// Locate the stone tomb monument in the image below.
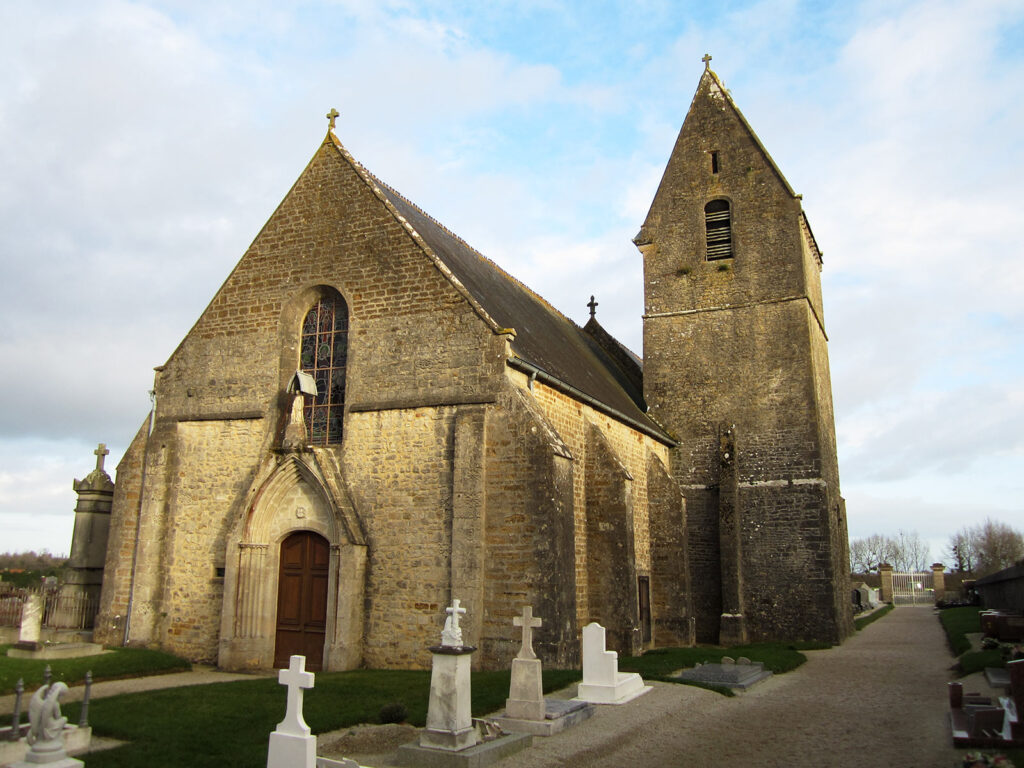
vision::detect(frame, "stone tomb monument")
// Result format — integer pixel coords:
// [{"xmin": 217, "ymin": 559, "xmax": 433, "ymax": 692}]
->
[
  {"xmin": 574, "ymin": 622, "xmax": 650, "ymax": 705},
  {"xmin": 493, "ymin": 606, "xmax": 594, "ymax": 736},
  {"xmin": 397, "ymin": 599, "xmax": 531, "ymax": 768},
  {"xmin": 9, "ymin": 681, "xmax": 84, "ymax": 768},
  {"xmin": 675, "ymin": 656, "xmax": 773, "ymax": 691}
]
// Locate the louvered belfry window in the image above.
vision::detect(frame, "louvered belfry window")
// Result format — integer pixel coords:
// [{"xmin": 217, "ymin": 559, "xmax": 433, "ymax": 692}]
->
[
  {"xmin": 300, "ymin": 295, "xmax": 348, "ymax": 445},
  {"xmin": 705, "ymin": 199, "xmax": 733, "ymax": 260}
]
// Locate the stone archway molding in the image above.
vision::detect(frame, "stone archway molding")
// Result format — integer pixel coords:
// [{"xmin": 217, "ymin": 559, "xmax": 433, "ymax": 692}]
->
[{"xmin": 218, "ymin": 451, "xmax": 366, "ymax": 672}]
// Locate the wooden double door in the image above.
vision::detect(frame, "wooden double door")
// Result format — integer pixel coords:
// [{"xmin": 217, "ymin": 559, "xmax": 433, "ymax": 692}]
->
[{"xmin": 274, "ymin": 531, "xmax": 329, "ymax": 671}]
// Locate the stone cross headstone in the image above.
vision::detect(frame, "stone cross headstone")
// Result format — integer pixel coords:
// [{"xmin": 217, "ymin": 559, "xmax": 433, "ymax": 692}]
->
[
  {"xmin": 505, "ymin": 606, "xmax": 545, "ymax": 721},
  {"xmin": 267, "ymin": 655, "xmax": 316, "ymax": 768},
  {"xmin": 18, "ymin": 594, "xmax": 43, "ymax": 648},
  {"xmin": 420, "ymin": 600, "xmax": 477, "ymax": 751},
  {"xmin": 441, "ymin": 598, "xmax": 466, "ymax": 648},
  {"xmin": 513, "ymin": 605, "xmax": 543, "ymax": 661}
]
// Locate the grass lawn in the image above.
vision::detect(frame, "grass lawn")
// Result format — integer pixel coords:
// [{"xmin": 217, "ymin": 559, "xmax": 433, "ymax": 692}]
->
[
  {"xmin": 0, "ymin": 645, "xmax": 191, "ymax": 696},
  {"xmin": 619, "ymin": 642, "xmax": 807, "ymax": 683},
  {"xmin": 854, "ymin": 603, "xmax": 893, "ymax": 631},
  {"xmin": 59, "ymin": 667, "xmax": 580, "ymax": 768},
  {"xmin": 939, "ymin": 606, "xmax": 984, "ymax": 657}
]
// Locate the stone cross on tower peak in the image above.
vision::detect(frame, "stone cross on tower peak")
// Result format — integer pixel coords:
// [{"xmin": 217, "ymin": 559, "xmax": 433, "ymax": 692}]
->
[
  {"xmin": 94, "ymin": 443, "xmax": 109, "ymax": 472},
  {"xmin": 513, "ymin": 605, "xmax": 542, "ymax": 660},
  {"xmin": 587, "ymin": 295, "xmax": 598, "ymax": 319},
  {"xmin": 326, "ymin": 108, "xmax": 339, "ymax": 131},
  {"xmin": 702, "ymin": 53, "xmax": 712, "ymax": 69}
]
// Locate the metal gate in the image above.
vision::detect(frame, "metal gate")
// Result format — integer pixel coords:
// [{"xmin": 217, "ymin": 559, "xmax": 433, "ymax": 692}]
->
[{"xmin": 892, "ymin": 572, "xmax": 933, "ymax": 605}]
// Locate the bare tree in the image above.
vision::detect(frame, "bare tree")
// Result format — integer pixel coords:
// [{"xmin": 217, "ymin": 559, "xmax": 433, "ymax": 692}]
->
[
  {"xmin": 894, "ymin": 529, "xmax": 930, "ymax": 572},
  {"xmin": 849, "ymin": 531, "xmax": 931, "ymax": 573},
  {"xmin": 975, "ymin": 519, "xmax": 1024, "ymax": 577},
  {"xmin": 849, "ymin": 538, "xmax": 872, "ymax": 573},
  {"xmin": 943, "ymin": 519, "xmax": 1023, "ymax": 577},
  {"xmin": 944, "ymin": 526, "xmax": 979, "ymax": 574}
]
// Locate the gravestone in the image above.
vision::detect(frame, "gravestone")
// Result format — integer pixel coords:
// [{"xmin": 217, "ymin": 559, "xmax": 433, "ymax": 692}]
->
[
  {"xmin": 397, "ymin": 600, "xmax": 532, "ymax": 767},
  {"xmin": 504, "ymin": 606, "xmax": 544, "ymax": 721},
  {"xmin": 494, "ymin": 607, "xmax": 595, "ymax": 736},
  {"xmin": 9, "ymin": 681, "xmax": 83, "ymax": 768},
  {"xmin": 15, "ymin": 594, "xmax": 43, "ymax": 651},
  {"xmin": 574, "ymin": 622, "xmax": 650, "ymax": 704},
  {"xmin": 267, "ymin": 655, "xmax": 316, "ymax": 768},
  {"xmin": 674, "ymin": 657, "xmax": 773, "ymax": 690}
]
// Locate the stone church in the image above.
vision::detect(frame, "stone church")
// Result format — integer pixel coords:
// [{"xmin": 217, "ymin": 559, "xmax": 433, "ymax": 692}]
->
[{"xmin": 90, "ymin": 62, "xmax": 853, "ymax": 672}]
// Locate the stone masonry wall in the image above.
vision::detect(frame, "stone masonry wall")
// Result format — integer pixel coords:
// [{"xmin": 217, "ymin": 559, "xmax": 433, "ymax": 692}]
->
[
  {"xmin": 151, "ymin": 419, "xmax": 265, "ymax": 661},
  {"xmin": 639, "ymin": 68, "xmax": 850, "ymax": 645},
  {"xmin": 344, "ymin": 406, "xmax": 458, "ymax": 669},
  {"xmin": 481, "ymin": 389, "xmax": 576, "ymax": 668}
]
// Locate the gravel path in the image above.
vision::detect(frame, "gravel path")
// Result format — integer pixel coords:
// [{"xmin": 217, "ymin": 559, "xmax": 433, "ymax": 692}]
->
[{"xmin": 336, "ymin": 606, "xmax": 964, "ymax": 767}]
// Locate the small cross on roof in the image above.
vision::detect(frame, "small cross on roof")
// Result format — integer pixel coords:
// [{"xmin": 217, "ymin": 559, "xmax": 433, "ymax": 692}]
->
[
  {"xmin": 326, "ymin": 108, "xmax": 339, "ymax": 131},
  {"xmin": 702, "ymin": 53, "xmax": 712, "ymax": 69},
  {"xmin": 587, "ymin": 295, "xmax": 598, "ymax": 319}
]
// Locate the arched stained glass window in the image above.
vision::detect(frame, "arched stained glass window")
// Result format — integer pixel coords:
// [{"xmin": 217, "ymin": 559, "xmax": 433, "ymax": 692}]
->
[
  {"xmin": 300, "ymin": 295, "xmax": 348, "ymax": 445},
  {"xmin": 705, "ymin": 199, "xmax": 733, "ymax": 260}
]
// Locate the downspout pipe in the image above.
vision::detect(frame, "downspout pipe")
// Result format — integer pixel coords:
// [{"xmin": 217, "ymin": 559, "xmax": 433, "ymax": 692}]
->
[{"xmin": 507, "ymin": 356, "xmax": 675, "ymax": 447}]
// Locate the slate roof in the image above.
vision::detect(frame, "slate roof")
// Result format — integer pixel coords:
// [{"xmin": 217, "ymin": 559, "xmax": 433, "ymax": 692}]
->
[
  {"xmin": 349, "ymin": 153, "xmax": 671, "ymax": 443},
  {"xmin": 975, "ymin": 562, "xmax": 1024, "ymax": 587}
]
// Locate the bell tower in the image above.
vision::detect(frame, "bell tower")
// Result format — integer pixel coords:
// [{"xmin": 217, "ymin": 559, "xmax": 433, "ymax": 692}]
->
[{"xmin": 636, "ymin": 59, "xmax": 852, "ymax": 644}]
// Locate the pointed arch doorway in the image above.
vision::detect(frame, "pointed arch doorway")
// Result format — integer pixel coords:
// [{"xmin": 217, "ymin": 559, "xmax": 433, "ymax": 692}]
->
[{"xmin": 274, "ymin": 530, "xmax": 329, "ymax": 670}]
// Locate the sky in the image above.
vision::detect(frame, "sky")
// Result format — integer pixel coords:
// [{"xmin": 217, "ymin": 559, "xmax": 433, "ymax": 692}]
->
[{"xmin": 1, "ymin": 0, "xmax": 1022, "ymax": 565}]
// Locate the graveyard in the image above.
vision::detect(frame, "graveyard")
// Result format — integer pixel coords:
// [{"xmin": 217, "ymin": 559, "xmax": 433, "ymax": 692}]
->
[{"xmin": 4, "ymin": 601, "xmax": 1022, "ymax": 767}]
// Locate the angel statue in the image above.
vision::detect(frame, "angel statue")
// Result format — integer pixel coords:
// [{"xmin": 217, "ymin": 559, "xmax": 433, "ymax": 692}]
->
[{"xmin": 26, "ymin": 681, "xmax": 71, "ymax": 758}]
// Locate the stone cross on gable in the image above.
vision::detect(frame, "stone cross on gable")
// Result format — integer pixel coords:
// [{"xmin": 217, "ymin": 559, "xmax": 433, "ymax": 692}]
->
[
  {"xmin": 94, "ymin": 443, "xmax": 109, "ymax": 472},
  {"xmin": 276, "ymin": 655, "xmax": 315, "ymax": 736},
  {"xmin": 587, "ymin": 295, "xmax": 598, "ymax": 319},
  {"xmin": 702, "ymin": 53, "xmax": 712, "ymax": 69},
  {"xmin": 326, "ymin": 108, "xmax": 339, "ymax": 131},
  {"xmin": 513, "ymin": 605, "xmax": 542, "ymax": 660},
  {"xmin": 441, "ymin": 598, "xmax": 467, "ymax": 647}
]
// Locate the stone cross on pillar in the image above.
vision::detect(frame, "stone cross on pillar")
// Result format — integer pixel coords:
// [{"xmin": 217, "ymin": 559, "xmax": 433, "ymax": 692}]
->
[
  {"xmin": 94, "ymin": 443, "xmax": 109, "ymax": 472},
  {"xmin": 514, "ymin": 605, "xmax": 542, "ymax": 660},
  {"xmin": 277, "ymin": 655, "xmax": 314, "ymax": 736},
  {"xmin": 267, "ymin": 655, "xmax": 316, "ymax": 768},
  {"xmin": 441, "ymin": 598, "xmax": 466, "ymax": 647}
]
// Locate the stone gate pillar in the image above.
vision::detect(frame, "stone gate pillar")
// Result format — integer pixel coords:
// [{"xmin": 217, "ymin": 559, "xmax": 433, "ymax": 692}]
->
[
  {"xmin": 931, "ymin": 563, "xmax": 946, "ymax": 604},
  {"xmin": 879, "ymin": 563, "xmax": 894, "ymax": 604}
]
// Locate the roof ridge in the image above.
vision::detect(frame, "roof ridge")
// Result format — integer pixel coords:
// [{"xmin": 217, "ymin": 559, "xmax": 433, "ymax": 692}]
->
[
  {"xmin": 323, "ymin": 132, "xmax": 510, "ymax": 336},
  {"xmin": 703, "ymin": 68, "xmax": 798, "ymax": 199},
  {"xmin": 363, "ymin": 168, "xmax": 590, "ymax": 336}
]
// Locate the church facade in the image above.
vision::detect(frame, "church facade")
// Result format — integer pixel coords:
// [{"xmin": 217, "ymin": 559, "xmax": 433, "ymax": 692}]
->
[{"xmin": 92, "ymin": 64, "xmax": 853, "ymax": 672}]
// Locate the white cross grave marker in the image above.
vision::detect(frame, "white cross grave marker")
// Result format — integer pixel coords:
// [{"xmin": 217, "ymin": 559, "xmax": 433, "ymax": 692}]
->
[
  {"xmin": 276, "ymin": 655, "xmax": 314, "ymax": 736},
  {"xmin": 513, "ymin": 605, "xmax": 542, "ymax": 660},
  {"xmin": 441, "ymin": 598, "xmax": 467, "ymax": 647}
]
